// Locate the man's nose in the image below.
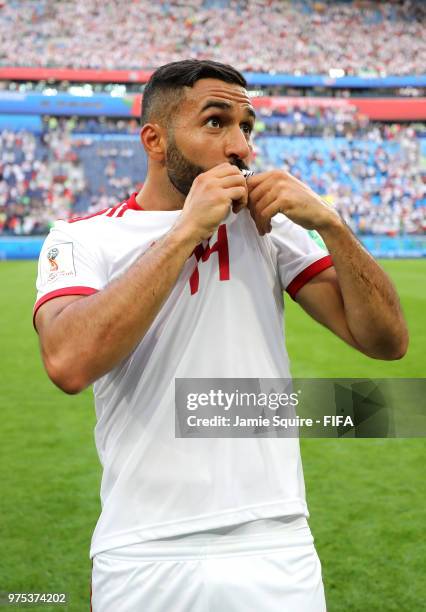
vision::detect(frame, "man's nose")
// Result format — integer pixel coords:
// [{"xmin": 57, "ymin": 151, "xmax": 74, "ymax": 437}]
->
[{"xmin": 224, "ymin": 126, "xmax": 251, "ymax": 162}]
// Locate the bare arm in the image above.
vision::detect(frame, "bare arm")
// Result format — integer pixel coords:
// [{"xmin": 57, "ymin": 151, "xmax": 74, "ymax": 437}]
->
[
  {"xmin": 36, "ymin": 163, "xmax": 248, "ymax": 394},
  {"xmin": 247, "ymin": 170, "xmax": 409, "ymax": 360},
  {"xmin": 313, "ymin": 219, "xmax": 408, "ymax": 359},
  {"xmin": 295, "ymin": 263, "xmax": 408, "ymax": 359}
]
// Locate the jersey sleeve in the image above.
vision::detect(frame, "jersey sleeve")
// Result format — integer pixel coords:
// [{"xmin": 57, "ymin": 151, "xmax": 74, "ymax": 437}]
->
[
  {"xmin": 269, "ymin": 213, "xmax": 334, "ymax": 300},
  {"xmin": 33, "ymin": 221, "xmax": 106, "ymax": 327}
]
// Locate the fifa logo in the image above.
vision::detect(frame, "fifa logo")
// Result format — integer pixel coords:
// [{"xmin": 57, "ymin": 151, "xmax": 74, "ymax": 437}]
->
[{"xmin": 47, "ymin": 248, "xmax": 59, "ymax": 273}]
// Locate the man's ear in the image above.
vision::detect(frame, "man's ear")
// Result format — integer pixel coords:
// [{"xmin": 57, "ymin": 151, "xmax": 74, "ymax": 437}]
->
[{"xmin": 140, "ymin": 123, "xmax": 166, "ymax": 162}]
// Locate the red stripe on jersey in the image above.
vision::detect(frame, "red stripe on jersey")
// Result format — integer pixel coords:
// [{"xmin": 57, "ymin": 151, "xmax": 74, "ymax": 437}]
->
[
  {"xmin": 286, "ymin": 255, "xmax": 334, "ymax": 300},
  {"xmin": 106, "ymin": 203, "xmax": 123, "ymax": 217},
  {"xmin": 116, "ymin": 204, "xmax": 130, "ymax": 217},
  {"xmin": 68, "ymin": 207, "xmax": 111, "ymax": 223},
  {"xmin": 33, "ymin": 286, "xmax": 98, "ymax": 330},
  {"xmin": 67, "ymin": 192, "xmax": 143, "ymax": 223}
]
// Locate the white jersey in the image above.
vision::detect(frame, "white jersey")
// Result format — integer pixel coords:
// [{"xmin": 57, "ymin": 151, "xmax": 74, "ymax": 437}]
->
[{"xmin": 34, "ymin": 193, "xmax": 333, "ymax": 559}]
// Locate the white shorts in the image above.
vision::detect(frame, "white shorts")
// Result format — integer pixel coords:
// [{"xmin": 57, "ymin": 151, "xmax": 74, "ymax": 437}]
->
[{"xmin": 91, "ymin": 516, "xmax": 326, "ymax": 612}]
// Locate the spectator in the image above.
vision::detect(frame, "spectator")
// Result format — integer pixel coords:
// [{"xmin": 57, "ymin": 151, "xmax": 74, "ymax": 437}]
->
[{"xmin": 0, "ymin": 0, "xmax": 424, "ymax": 76}]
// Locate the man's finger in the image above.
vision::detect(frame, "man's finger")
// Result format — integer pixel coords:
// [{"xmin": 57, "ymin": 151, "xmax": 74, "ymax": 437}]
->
[
  {"xmin": 232, "ymin": 196, "xmax": 248, "ymax": 214},
  {"xmin": 249, "ymin": 186, "xmax": 275, "ymax": 217},
  {"xmin": 260, "ymin": 201, "xmax": 283, "ymax": 226},
  {"xmin": 248, "ymin": 178, "xmax": 275, "ymax": 205},
  {"xmin": 209, "ymin": 163, "xmax": 245, "ymax": 179},
  {"xmin": 246, "ymin": 172, "xmax": 269, "ymax": 189},
  {"xmin": 250, "ymin": 209, "xmax": 270, "ymax": 236},
  {"xmin": 220, "ymin": 174, "xmax": 247, "ymax": 190},
  {"xmin": 226, "ymin": 185, "xmax": 248, "ymax": 204},
  {"xmin": 249, "ymin": 189, "xmax": 279, "ymax": 235},
  {"xmin": 232, "ymin": 179, "xmax": 249, "ymax": 213}
]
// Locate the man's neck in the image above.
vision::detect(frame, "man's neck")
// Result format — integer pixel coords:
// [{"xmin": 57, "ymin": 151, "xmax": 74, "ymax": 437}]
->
[{"xmin": 136, "ymin": 173, "xmax": 186, "ymax": 211}]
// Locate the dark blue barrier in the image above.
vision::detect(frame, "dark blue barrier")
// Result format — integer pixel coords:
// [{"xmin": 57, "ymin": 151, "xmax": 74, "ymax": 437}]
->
[
  {"xmin": 0, "ymin": 237, "xmax": 46, "ymax": 260},
  {"xmin": 0, "ymin": 114, "xmax": 43, "ymax": 132},
  {"xmin": 0, "ymin": 235, "xmax": 424, "ymax": 261},
  {"xmin": 244, "ymin": 74, "xmax": 426, "ymax": 88},
  {"xmin": 0, "ymin": 92, "xmax": 135, "ymax": 117},
  {"xmin": 361, "ymin": 235, "xmax": 426, "ymax": 258}
]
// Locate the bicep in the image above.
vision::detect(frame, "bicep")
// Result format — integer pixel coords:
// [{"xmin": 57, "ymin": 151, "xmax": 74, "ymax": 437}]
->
[
  {"xmin": 294, "ymin": 267, "xmax": 364, "ymax": 353},
  {"xmin": 35, "ymin": 295, "xmax": 93, "ymax": 394},
  {"xmin": 35, "ymin": 295, "xmax": 86, "ymax": 338}
]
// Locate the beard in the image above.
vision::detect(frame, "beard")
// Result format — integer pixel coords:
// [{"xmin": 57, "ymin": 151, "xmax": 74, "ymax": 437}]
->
[
  {"xmin": 165, "ymin": 133, "xmax": 250, "ymax": 197},
  {"xmin": 166, "ymin": 135, "xmax": 205, "ymax": 197}
]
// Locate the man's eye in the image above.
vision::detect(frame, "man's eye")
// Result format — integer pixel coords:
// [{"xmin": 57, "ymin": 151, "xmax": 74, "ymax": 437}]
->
[
  {"xmin": 241, "ymin": 123, "xmax": 253, "ymax": 135},
  {"xmin": 206, "ymin": 117, "xmax": 221, "ymax": 128}
]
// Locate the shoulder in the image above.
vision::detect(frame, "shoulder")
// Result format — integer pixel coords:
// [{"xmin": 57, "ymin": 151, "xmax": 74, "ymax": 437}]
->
[
  {"xmin": 64, "ymin": 192, "xmax": 142, "ymax": 228},
  {"xmin": 45, "ymin": 193, "xmax": 140, "ymax": 246}
]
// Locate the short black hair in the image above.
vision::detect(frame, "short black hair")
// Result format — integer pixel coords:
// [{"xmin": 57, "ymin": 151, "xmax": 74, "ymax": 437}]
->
[{"xmin": 141, "ymin": 59, "xmax": 247, "ymax": 127}]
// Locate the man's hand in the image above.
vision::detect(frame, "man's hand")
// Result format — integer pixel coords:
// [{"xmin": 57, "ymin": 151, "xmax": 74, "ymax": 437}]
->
[
  {"xmin": 176, "ymin": 163, "xmax": 248, "ymax": 243},
  {"xmin": 247, "ymin": 170, "xmax": 340, "ymax": 235}
]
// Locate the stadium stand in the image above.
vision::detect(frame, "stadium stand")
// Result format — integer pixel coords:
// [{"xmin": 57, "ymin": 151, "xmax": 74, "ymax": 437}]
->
[
  {"xmin": 256, "ymin": 129, "xmax": 425, "ymax": 235},
  {"xmin": 0, "ymin": 0, "xmax": 425, "ymax": 75},
  {"xmin": 0, "ymin": 124, "xmax": 145, "ymax": 234}
]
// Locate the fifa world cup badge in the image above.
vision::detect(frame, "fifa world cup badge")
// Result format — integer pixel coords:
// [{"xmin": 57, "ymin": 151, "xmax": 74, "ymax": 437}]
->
[{"xmin": 47, "ymin": 248, "xmax": 59, "ymax": 273}]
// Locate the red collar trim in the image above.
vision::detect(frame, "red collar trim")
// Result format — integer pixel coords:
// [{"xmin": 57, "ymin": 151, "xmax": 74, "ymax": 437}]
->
[{"xmin": 127, "ymin": 192, "xmax": 144, "ymax": 210}]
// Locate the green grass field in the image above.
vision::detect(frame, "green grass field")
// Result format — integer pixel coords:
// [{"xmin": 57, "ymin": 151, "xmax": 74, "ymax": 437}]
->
[{"xmin": 0, "ymin": 259, "xmax": 425, "ymax": 611}]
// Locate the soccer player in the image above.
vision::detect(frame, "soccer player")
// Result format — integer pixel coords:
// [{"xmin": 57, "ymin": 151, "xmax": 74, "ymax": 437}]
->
[{"xmin": 34, "ymin": 60, "xmax": 408, "ymax": 611}]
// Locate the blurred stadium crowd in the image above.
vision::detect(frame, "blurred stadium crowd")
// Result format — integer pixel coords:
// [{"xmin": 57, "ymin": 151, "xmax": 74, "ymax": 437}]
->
[
  {"xmin": 1, "ymin": 114, "xmax": 425, "ymax": 236},
  {"xmin": 1, "ymin": 0, "xmax": 425, "ymax": 76}
]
